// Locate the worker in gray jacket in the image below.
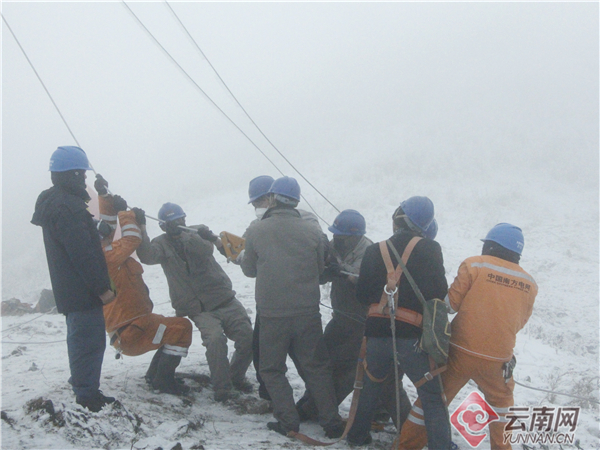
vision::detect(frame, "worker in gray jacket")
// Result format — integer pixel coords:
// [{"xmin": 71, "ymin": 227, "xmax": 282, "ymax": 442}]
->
[
  {"xmin": 241, "ymin": 176, "xmax": 345, "ymax": 439},
  {"xmin": 137, "ymin": 202, "xmax": 253, "ymax": 402},
  {"xmin": 297, "ymin": 210, "xmax": 412, "ymax": 428}
]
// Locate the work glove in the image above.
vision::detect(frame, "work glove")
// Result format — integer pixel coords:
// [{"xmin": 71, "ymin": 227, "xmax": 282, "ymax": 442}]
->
[
  {"xmin": 132, "ymin": 207, "xmax": 146, "ymax": 225},
  {"xmin": 502, "ymin": 355, "xmax": 517, "ymax": 383},
  {"xmin": 320, "ymin": 261, "xmax": 343, "ymax": 284},
  {"xmin": 112, "ymin": 195, "xmax": 128, "ymax": 213},
  {"xmin": 94, "ymin": 174, "xmax": 109, "ymax": 196},
  {"xmin": 197, "ymin": 225, "xmax": 219, "ymax": 242},
  {"xmin": 326, "ymin": 261, "xmax": 343, "ymax": 278}
]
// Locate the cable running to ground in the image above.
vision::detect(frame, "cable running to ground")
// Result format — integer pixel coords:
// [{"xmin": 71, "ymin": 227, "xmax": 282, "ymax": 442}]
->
[
  {"xmin": 164, "ymin": 0, "xmax": 340, "ymax": 215},
  {"xmin": 514, "ymin": 379, "xmax": 599, "ymax": 404},
  {"xmin": 121, "ymin": 1, "xmax": 330, "ymax": 225}
]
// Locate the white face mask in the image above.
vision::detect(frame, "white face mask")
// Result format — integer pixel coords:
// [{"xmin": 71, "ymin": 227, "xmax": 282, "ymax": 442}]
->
[{"xmin": 255, "ymin": 207, "xmax": 268, "ymax": 220}]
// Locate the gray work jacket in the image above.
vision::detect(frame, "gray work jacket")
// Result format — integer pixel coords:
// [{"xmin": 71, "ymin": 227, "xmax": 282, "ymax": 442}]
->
[
  {"xmin": 330, "ymin": 236, "xmax": 373, "ymax": 323},
  {"xmin": 137, "ymin": 228, "xmax": 235, "ymax": 317},
  {"xmin": 241, "ymin": 208, "xmax": 324, "ymax": 318}
]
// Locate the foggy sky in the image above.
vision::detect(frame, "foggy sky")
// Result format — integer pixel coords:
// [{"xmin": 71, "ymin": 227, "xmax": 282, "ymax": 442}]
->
[{"xmin": 2, "ymin": 2, "xmax": 598, "ymax": 298}]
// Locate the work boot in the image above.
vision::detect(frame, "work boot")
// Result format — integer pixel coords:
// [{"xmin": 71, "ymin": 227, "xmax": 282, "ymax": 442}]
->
[
  {"xmin": 347, "ymin": 434, "xmax": 373, "ymax": 446},
  {"xmin": 296, "ymin": 395, "xmax": 319, "ymax": 422},
  {"xmin": 324, "ymin": 421, "xmax": 346, "ymax": 439},
  {"xmin": 76, "ymin": 390, "xmax": 116, "ymax": 413},
  {"xmin": 144, "ymin": 347, "xmax": 163, "ymax": 385},
  {"xmin": 232, "ymin": 378, "xmax": 254, "ymax": 394},
  {"xmin": 267, "ymin": 421, "xmax": 296, "ymax": 436},
  {"xmin": 214, "ymin": 389, "xmax": 240, "ymax": 403},
  {"xmin": 151, "ymin": 353, "xmax": 189, "ymax": 396}
]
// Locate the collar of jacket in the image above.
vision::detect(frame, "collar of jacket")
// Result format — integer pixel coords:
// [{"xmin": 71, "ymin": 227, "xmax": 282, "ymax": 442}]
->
[
  {"xmin": 393, "ymin": 228, "xmax": 421, "ymax": 239},
  {"xmin": 31, "ymin": 185, "xmax": 90, "ymax": 227},
  {"xmin": 262, "ymin": 206, "xmax": 301, "ymax": 220}
]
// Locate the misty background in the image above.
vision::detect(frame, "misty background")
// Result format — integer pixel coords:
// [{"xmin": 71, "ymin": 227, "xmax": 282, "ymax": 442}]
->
[{"xmin": 2, "ymin": 2, "xmax": 598, "ymax": 302}]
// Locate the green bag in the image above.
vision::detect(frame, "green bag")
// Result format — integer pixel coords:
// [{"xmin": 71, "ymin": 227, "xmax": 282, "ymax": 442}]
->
[
  {"xmin": 387, "ymin": 240, "xmax": 451, "ymax": 367},
  {"xmin": 419, "ymin": 297, "xmax": 451, "ymax": 366}
]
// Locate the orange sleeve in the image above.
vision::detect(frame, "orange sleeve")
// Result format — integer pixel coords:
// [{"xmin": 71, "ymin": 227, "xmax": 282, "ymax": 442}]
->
[
  {"xmin": 98, "ymin": 195, "xmax": 118, "ymax": 241},
  {"xmin": 447, "ymin": 260, "xmax": 473, "ymax": 312},
  {"xmin": 520, "ymin": 281, "xmax": 537, "ymax": 329},
  {"xmin": 104, "ymin": 211, "xmax": 142, "ymax": 269}
]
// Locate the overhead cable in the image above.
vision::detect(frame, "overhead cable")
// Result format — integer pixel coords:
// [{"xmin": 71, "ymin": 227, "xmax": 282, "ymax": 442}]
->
[
  {"xmin": 164, "ymin": 0, "xmax": 340, "ymax": 214},
  {"xmin": 2, "ymin": 14, "xmax": 82, "ymax": 149},
  {"xmin": 2, "ymin": 13, "xmax": 110, "ymax": 187},
  {"xmin": 121, "ymin": 1, "xmax": 331, "ymax": 225}
]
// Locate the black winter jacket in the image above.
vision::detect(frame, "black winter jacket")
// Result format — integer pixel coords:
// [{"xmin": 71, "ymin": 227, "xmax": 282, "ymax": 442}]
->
[
  {"xmin": 31, "ymin": 185, "xmax": 111, "ymax": 314},
  {"xmin": 356, "ymin": 230, "xmax": 447, "ymax": 339}
]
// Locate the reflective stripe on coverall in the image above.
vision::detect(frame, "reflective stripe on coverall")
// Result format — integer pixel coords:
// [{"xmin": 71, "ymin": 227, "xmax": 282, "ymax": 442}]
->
[
  {"xmin": 100, "ymin": 196, "xmax": 192, "ymax": 356},
  {"xmin": 398, "ymin": 255, "xmax": 537, "ymax": 450}
]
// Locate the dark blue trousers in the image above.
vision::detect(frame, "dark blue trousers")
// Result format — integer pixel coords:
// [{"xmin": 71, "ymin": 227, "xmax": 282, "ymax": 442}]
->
[
  {"xmin": 347, "ymin": 336, "xmax": 451, "ymax": 449},
  {"xmin": 66, "ymin": 307, "xmax": 106, "ymax": 398}
]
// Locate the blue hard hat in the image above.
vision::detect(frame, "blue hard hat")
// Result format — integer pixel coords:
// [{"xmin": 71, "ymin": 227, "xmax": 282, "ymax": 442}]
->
[
  {"xmin": 49, "ymin": 146, "xmax": 92, "ymax": 172},
  {"xmin": 481, "ymin": 223, "xmax": 524, "ymax": 255},
  {"xmin": 248, "ymin": 175, "xmax": 275, "ymax": 203},
  {"xmin": 328, "ymin": 209, "xmax": 366, "ymax": 236},
  {"xmin": 424, "ymin": 218, "xmax": 438, "ymax": 240},
  {"xmin": 158, "ymin": 202, "xmax": 186, "ymax": 223},
  {"xmin": 269, "ymin": 176, "xmax": 301, "ymax": 202},
  {"xmin": 397, "ymin": 196, "xmax": 435, "ymax": 233}
]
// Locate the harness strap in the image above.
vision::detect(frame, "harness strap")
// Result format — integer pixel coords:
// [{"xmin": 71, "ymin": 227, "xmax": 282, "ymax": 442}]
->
[
  {"xmin": 369, "ymin": 237, "xmax": 422, "ymax": 319},
  {"xmin": 363, "ymin": 359, "xmax": 389, "ymax": 383},
  {"xmin": 367, "ymin": 305, "xmax": 423, "ymax": 328},
  {"xmin": 109, "ymin": 323, "xmax": 130, "ymax": 346},
  {"xmin": 414, "ymin": 356, "xmax": 447, "ymax": 388}
]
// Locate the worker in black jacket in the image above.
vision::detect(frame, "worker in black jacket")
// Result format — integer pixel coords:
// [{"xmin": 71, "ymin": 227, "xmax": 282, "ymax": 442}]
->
[
  {"xmin": 32, "ymin": 146, "xmax": 116, "ymax": 413},
  {"xmin": 347, "ymin": 196, "xmax": 451, "ymax": 449}
]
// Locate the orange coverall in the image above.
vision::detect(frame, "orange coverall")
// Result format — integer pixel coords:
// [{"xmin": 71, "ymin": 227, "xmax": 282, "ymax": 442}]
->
[
  {"xmin": 100, "ymin": 196, "xmax": 192, "ymax": 357},
  {"xmin": 398, "ymin": 255, "xmax": 537, "ymax": 450}
]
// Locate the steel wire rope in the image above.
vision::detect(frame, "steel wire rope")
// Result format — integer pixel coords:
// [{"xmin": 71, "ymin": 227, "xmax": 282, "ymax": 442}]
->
[
  {"xmin": 163, "ymin": 0, "xmax": 340, "ymax": 215},
  {"xmin": 2, "ymin": 14, "xmax": 82, "ymax": 149},
  {"xmin": 120, "ymin": 1, "xmax": 330, "ymax": 226},
  {"xmin": 514, "ymin": 379, "xmax": 600, "ymax": 405},
  {"xmin": 1, "ymin": 309, "xmax": 56, "ymax": 334},
  {"xmin": 2, "ymin": 12, "xmax": 112, "ymax": 195}
]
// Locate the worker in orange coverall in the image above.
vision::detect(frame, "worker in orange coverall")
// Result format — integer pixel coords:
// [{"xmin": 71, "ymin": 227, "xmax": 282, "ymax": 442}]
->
[
  {"xmin": 95, "ymin": 175, "xmax": 193, "ymax": 396},
  {"xmin": 397, "ymin": 223, "xmax": 537, "ymax": 450}
]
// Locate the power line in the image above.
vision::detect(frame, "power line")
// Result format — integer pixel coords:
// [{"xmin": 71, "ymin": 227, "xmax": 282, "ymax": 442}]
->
[
  {"xmin": 164, "ymin": 0, "xmax": 340, "ymax": 215},
  {"xmin": 2, "ymin": 13, "xmax": 81, "ymax": 149},
  {"xmin": 121, "ymin": 1, "xmax": 331, "ymax": 225}
]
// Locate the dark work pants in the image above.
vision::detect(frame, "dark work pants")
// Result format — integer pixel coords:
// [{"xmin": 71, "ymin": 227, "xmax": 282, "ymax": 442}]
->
[
  {"xmin": 253, "ymin": 315, "xmax": 306, "ymax": 400},
  {"xmin": 259, "ymin": 314, "xmax": 341, "ymax": 432},
  {"xmin": 297, "ymin": 316, "xmax": 411, "ymax": 428},
  {"xmin": 66, "ymin": 307, "xmax": 106, "ymax": 398},
  {"xmin": 347, "ymin": 337, "xmax": 451, "ymax": 449}
]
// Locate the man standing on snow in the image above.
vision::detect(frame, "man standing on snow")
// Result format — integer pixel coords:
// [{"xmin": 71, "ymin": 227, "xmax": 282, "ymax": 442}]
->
[
  {"xmin": 137, "ymin": 202, "xmax": 253, "ymax": 402},
  {"xmin": 239, "ymin": 175, "xmax": 307, "ymax": 401},
  {"xmin": 94, "ymin": 175, "xmax": 193, "ymax": 396},
  {"xmin": 241, "ymin": 176, "xmax": 345, "ymax": 439},
  {"xmin": 32, "ymin": 146, "xmax": 116, "ymax": 412},
  {"xmin": 347, "ymin": 196, "xmax": 451, "ymax": 448},
  {"xmin": 398, "ymin": 223, "xmax": 537, "ymax": 450}
]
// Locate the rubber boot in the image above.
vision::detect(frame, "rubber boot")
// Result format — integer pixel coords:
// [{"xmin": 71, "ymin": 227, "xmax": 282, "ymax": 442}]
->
[
  {"xmin": 151, "ymin": 353, "xmax": 190, "ymax": 395},
  {"xmin": 145, "ymin": 347, "xmax": 163, "ymax": 385}
]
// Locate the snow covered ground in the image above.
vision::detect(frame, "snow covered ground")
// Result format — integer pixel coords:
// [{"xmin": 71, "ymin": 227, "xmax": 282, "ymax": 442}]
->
[
  {"xmin": 2, "ymin": 166, "xmax": 598, "ymax": 450},
  {"xmin": 2, "ymin": 4, "xmax": 597, "ymax": 448}
]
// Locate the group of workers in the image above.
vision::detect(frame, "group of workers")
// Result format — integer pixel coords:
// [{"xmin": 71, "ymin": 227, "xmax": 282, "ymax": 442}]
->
[{"xmin": 33, "ymin": 146, "xmax": 537, "ymax": 450}]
